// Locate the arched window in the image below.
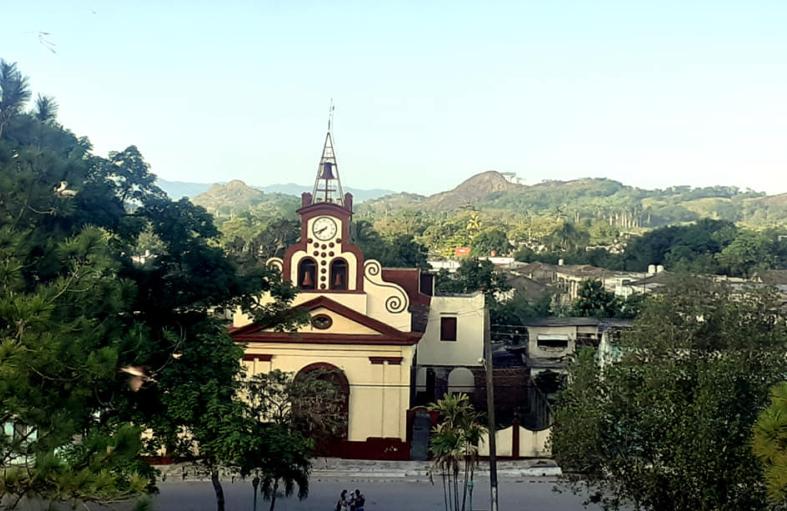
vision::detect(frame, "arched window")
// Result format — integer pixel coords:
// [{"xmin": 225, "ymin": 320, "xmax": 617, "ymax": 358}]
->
[
  {"xmin": 298, "ymin": 258, "xmax": 317, "ymax": 290},
  {"xmin": 330, "ymin": 259, "xmax": 348, "ymax": 290},
  {"xmin": 447, "ymin": 367, "xmax": 475, "ymax": 394}
]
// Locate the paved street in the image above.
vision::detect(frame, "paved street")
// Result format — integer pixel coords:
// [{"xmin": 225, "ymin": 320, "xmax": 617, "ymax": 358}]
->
[{"xmin": 150, "ymin": 477, "xmax": 603, "ymax": 511}]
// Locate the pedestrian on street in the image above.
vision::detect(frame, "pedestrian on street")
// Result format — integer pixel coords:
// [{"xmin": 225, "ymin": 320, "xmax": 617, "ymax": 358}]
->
[
  {"xmin": 354, "ymin": 489, "xmax": 365, "ymax": 511},
  {"xmin": 336, "ymin": 489, "xmax": 350, "ymax": 511}
]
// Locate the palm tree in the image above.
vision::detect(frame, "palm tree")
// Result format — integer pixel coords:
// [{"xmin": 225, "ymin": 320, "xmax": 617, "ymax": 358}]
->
[
  {"xmin": 34, "ymin": 94, "xmax": 58, "ymax": 123},
  {"xmin": 0, "ymin": 60, "xmax": 31, "ymax": 138},
  {"xmin": 428, "ymin": 394, "xmax": 487, "ymax": 511}
]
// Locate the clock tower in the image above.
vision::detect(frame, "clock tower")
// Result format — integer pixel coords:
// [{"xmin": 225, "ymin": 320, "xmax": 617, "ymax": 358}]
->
[{"xmin": 279, "ymin": 126, "xmax": 364, "ymax": 292}]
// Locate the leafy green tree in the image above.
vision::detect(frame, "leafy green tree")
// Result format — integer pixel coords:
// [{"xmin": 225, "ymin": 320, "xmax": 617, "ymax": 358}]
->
[
  {"xmin": 570, "ymin": 280, "xmax": 619, "ymax": 318},
  {"xmin": 242, "ymin": 370, "xmax": 346, "ymax": 511},
  {"xmin": 490, "ymin": 290, "xmax": 551, "ymax": 328},
  {"xmin": 353, "ymin": 220, "xmax": 428, "ymax": 268},
  {"xmin": 0, "ymin": 227, "xmax": 153, "ymax": 509},
  {"xmin": 253, "ymin": 218, "xmax": 301, "ymax": 259},
  {"xmin": 752, "ymin": 382, "xmax": 787, "ymax": 505},
  {"xmin": 717, "ymin": 229, "xmax": 777, "ymax": 277},
  {"xmin": 622, "ymin": 219, "xmax": 737, "ymax": 273},
  {"xmin": 471, "ymin": 227, "xmax": 512, "ymax": 256},
  {"xmin": 436, "ymin": 258, "xmax": 509, "ymax": 299},
  {"xmin": 381, "ymin": 234, "xmax": 429, "ymax": 268},
  {"xmin": 547, "ymin": 221, "xmax": 589, "ymax": 252},
  {"xmin": 552, "ymin": 277, "xmax": 787, "ymax": 510},
  {"xmin": 0, "ymin": 61, "xmax": 296, "ymax": 511}
]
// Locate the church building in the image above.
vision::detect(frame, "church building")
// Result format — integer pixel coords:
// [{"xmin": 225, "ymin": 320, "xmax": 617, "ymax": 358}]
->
[{"xmin": 230, "ymin": 127, "xmax": 486, "ymax": 460}]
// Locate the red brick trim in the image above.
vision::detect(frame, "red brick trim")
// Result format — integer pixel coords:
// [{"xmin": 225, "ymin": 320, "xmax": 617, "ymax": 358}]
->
[
  {"xmin": 282, "ymin": 203, "xmax": 365, "ymax": 291},
  {"xmin": 242, "ymin": 354, "xmax": 273, "ymax": 361},
  {"xmin": 338, "ymin": 437, "xmax": 410, "ymax": 461},
  {"xmin": 236, "ymin": 332, "xmax": 420, "ymax": 346},
  {"xmin": 369, "ymin": 356, "xmax": 403, "ymax": 365}
]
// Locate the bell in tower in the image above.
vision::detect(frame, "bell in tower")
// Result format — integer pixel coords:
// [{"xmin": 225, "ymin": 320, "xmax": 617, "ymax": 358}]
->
[
  {"xmin": 320, "ymin": 161, "xmax": 335, "ymax": 180},
  {"xmin": 312, "ymin": 102, "xmax": 344, "ymax": 206}
]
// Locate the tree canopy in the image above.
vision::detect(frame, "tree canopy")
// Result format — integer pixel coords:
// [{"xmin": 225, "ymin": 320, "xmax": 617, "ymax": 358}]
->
[
  {"xmin": 552, "ymin": 276, "xmax": 787, "ymax": 510},
  {"xmin": 0, "ymin": 59, "xmax": 292, "ymax": 510}
]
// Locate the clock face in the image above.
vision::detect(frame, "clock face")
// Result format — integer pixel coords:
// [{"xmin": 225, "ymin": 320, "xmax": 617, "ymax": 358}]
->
[{"xmin": 312, "ymin": 216, "xmax": 338, "ymax": 241}]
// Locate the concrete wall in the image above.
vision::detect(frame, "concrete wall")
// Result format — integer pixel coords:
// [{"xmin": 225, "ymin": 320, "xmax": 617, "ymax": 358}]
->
[
  {"xmin": 527, "ymin": 325, "xmax": 577, "ymax": 359},
  {"xmin": 478, "ymin": 424, "xmax": 551, "ymax": 458},
  {"xmin": 417, "ymin": 293, "xmax": 485, "ymax": 367}
]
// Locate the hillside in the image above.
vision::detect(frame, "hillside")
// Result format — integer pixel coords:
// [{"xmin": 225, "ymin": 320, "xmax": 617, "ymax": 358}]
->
[
  {"xmin": 357, "ymin": 172, "xmax": 787, "ymax": 229},
  {"xmin": 260, "ymin": 183, "xmax": 396, "ymax": 202},
  {"xmin": 185, "ymin": 171, "xmax": 786, "ymax": 230},
  {"xmin": 157, "ymin": 179, "xmax": 213, "ymax": 198},
  {"xmin": 156, "ymin": 178, "xmax": 395, "ymax": 202},
  {"xmin": 423, "ymin": 170, "xmax": 523, "ymax": 210},
  {"xmin": 192, "ymin": 180, "xmax": 265, "ymax": 213}
]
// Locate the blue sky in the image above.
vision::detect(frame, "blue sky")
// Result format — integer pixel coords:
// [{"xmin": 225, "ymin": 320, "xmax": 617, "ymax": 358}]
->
[{"xmin": 4, "ymin": 1, "xmax": 787, "ymax": 194}]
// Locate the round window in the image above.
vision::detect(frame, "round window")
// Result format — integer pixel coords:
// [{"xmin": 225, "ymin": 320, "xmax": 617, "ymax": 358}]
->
[{"xmin": 311, "ymin": 314, "xmax": 333, "ymax": 330}]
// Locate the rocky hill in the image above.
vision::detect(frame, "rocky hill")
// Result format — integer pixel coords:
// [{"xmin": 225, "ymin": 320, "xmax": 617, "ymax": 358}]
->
[
  {"xmin": 423, "ymin": 170, "xmax": 523, "ymax": 210},
  {"xmin": 191, "ymin": 180, "xmax": 265, "ymax": 213},
  {"xmin": 358, "ymin": 171, "xmax": 787, "ymax": 229},
  {"xmin": 156, "ymin": 178, "xmax": 395, "ymax": 202},
  {"xmin": 186, "ymin": 171, "xmax": 787, "ymax": 230}
]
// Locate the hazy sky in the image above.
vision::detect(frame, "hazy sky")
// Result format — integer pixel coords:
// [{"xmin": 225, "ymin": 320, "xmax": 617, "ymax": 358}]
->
[{"xmin": 4, "ymin": 1, "xmax": 787, "ymax": 195}]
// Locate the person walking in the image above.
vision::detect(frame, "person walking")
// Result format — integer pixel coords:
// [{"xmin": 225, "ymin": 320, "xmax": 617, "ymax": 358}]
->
[
  {"xmin": 336, "ymin": 490, "xmax": 350, "ymax": 511},
  {"xmin": 353, "ymin": 489, "xmax": 365, "ymax": 511}
]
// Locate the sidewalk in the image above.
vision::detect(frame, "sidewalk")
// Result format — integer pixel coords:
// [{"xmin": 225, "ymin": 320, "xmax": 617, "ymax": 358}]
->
[{"xmin": 155, "ymin": 458, "xmax": 561, "ymax": 482}]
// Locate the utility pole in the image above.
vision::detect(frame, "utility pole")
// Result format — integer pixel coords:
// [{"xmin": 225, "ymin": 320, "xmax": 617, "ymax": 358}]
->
[{"xmin": 484, "ymin": 307, "xmax": 499, "ymax": 511}]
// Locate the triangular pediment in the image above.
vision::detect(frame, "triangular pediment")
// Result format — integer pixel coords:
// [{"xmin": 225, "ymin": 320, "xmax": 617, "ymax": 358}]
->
[{"xmin": 230, "ymin": 296, "xmax": 420, "ymax": 345}]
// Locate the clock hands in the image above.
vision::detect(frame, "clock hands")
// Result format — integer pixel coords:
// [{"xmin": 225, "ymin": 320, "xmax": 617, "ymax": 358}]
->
[{"xmin": 315, "ymin": 226, "xmax": 328, "ymax": 235}]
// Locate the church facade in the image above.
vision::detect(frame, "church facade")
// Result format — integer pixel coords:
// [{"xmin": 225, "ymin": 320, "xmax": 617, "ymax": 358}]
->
[{"xmin": 230, "ymin": 128, "xmax": 486, "ymax": 460}]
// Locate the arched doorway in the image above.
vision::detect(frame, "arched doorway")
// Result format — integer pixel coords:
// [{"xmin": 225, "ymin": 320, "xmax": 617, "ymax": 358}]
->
[{"xmin": 293, "ymin": 362, "xmax": 350, "ymax": 455}]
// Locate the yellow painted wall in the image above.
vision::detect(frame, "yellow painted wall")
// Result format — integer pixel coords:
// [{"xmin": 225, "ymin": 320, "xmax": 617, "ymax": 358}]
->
[
  {"xmin": 243, "ymin": 343, "xmax": 414, "ymax": 442},
  {"xmin": 478, "ymin": 426, "xmax": 552, "ymax": 458},
  {"xmin": 520, "ymin": 427, "xmax": 551, "ymax": 457}
]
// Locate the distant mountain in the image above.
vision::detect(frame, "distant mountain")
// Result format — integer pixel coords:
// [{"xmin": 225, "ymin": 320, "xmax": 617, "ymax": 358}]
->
[
  {"xmin": 260, "ymin": 183, "xmax": 396, "ymax": 203},
  {"xmin": 423, "ymin": 170, "xmax": 523, "ymax": 210},
  {"xmin": 358, "ymin": 171, "xmax": 787, "ymax": 229},
  {"xmin": 191, "ymin": 180, "xmax": 266, "ymax": 214},
  {"xmin": 156, "ymin": 178, "xmax": 395, "ymax": 203},
  {"xmin": 156, "ymin": 179, "xmax": 213, "ymax": 199},
  {"xmin": 173, "ymin": 171, "xmax": 787, "ymax": 230},
  {"xmin": 190, "ymin": 180, "xmax": 300, "ymax": 219}
]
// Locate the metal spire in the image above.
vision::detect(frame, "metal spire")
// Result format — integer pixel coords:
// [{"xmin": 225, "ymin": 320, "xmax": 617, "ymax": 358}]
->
[{"xmin": 312, "ymin": 100, "xmax": 344, "ymax": 205}]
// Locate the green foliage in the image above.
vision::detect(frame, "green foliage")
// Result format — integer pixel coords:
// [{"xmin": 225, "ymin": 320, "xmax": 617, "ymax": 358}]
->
[
  {"xmin": 490, "ymin": 290, "xmax": 551, "ymax": 327},
  {"xmin": 437, "ymin": 258, "xmax": 509, "ymax": 298},
  {"xmin": 552, "ymin": 277, "xmax": 787, "ymax": 510},
  {"xmin": 622, "ymin": 219, "xmax": 736, "ymax": 272},
  {"xmin": 570, "ymin": 280, "xmax": 619, "ymax": 318},
  {"xmin": 242, "ymin": 370, "xmax": 346, "ymax": 511},
  {"xmin": 471, "ymin": 227, "xmax": 512, "ymax": 256},
  {"xmin": 753, "ymin": 382, "xmax": 787, "ymax": 505},
  {"xmin": 428, "ymin": 394, "xmax": 486, "ymax": 511},
  {"xmin": 716, "ymin": 229, "xmax": 780, "ymax": 277},
  {"xmin": 567, "ymin": 280, "xmax": 642, "ymax": 319},
  {"xmin": 0, "ymin": 60, "xmax": 292, "ymax": 511},
  {"xmin": 353, "ymin": 220, "xmax": 429, "ymax": 268},
  {"xmin": 0, "ymin": 60, "xmax": 31, "ymax": 138}
]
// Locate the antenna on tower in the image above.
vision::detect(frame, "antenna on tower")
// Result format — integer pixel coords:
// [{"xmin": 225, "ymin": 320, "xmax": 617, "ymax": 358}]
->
[{"xmin": 328, "ymin": 98, "xmax": 335, "ymax": 131}]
